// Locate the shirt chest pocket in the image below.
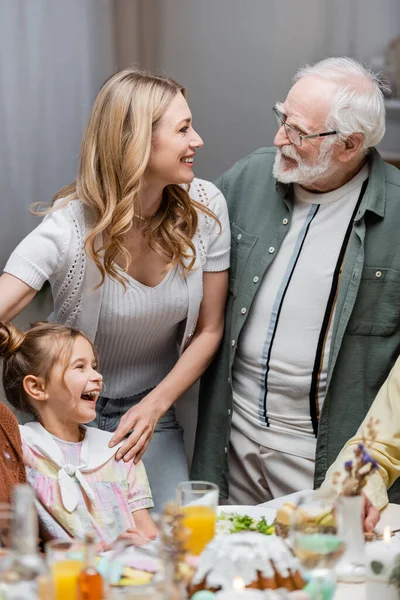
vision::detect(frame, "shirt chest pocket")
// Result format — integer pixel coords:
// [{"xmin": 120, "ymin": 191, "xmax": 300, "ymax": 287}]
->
[
  {"xmin": 229, "ymin": 223, "xmax": 258, "ymax": 297},
  {"xmin": 347, "ymin": 267, "xmax": 400, "ymax": 336}
]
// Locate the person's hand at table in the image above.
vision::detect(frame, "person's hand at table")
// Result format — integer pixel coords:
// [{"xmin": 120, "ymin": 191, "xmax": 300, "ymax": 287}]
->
[
  {"xmin": 109, "ymin": 394, "xmax": 164, "ymax": 463},
  {"xmin": 361, "ymin": 491, "xmax": 380, "ymax": 532},
  {"xmin": 100, "ymin": 528, "xmax": 152, "ymax": 552},
  {"xmin": 116, "ymin": 528, "xmax": 152, "ymax": 546}
]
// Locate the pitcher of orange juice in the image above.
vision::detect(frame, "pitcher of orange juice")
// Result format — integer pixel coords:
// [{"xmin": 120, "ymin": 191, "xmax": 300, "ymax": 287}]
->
[{"xmin": 176, "ymin": 481, "xmax": 219, "ymax": 555}]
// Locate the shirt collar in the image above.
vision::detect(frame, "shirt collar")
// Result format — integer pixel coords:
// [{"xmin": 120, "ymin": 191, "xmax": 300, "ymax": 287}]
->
[{"xmin": 20, "ymin": 422, "xmax": 123, "ymax": 471}]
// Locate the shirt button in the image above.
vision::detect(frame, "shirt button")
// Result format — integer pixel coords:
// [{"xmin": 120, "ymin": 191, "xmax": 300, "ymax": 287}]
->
[
  {"xmin": 253, "ymin": 276, "xmax": 259, "ymax": 283},
  {"xmin": 237, "ymin": 233, "xmax": 242, "ymax": 240},
  {"xmin": 282, "ymin": 218, "xmax": 289, "ymax": 225},
  {"xmin": 269, "ymin": 247, "xmax": 275, "ymax": 254},
  {"xmin": 224, "ymin": 446, "xmax": 228, "ymax": 454},
  {"xmin": 375, "ymin": 270, "xmax": 382, "ymax": 278},
  {"xmin": 227, "ymin": 409, "xmax": 231, "ymax": 416},
  {"xmin": 241, "ymin": 307, "xmax": 247, "ymax": 315},
  {"xmin": 227, "ymin": 377, "xmax": 231, "ymax": 384},
  {"xmin": 231, "ymin": 340, "xmax": 236, "ymax": 347}
]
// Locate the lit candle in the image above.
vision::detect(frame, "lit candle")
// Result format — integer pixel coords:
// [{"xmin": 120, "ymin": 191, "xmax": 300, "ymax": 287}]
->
[
  {"xmin": 214, "ymin": 576, "xmax": 264, "ymax": 599},
  {"xmin": 366, "ymin": 526, "xmax": 400, "ymax": 600}
]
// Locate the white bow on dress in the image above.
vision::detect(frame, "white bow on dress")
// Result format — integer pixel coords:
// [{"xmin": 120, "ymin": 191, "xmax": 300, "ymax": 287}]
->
[{"xmin": 20, "ymin": 422, "xmax": 124, "ymax": 513}]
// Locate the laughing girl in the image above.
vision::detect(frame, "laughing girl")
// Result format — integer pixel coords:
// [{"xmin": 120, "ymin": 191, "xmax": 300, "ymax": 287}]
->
[{"xmin": 0, "ymin": 321, "xmax": 157, "ymax": 549}]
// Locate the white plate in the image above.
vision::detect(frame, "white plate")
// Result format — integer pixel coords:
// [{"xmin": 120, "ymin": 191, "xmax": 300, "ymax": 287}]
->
[{"xmin": 217, "ymin": 505, "xmax": 277, "ymax": 523}]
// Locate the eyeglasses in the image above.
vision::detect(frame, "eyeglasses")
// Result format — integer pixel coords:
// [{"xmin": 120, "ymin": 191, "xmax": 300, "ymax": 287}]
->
[{"xmin": 273, "ymin": 107, "xmax": 338, "ymax": 147}]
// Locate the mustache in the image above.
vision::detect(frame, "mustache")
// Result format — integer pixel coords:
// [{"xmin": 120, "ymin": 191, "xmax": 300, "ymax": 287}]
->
[{"xmin": 279, "ymin": 145, "xmax": 300, "ymax": 160}]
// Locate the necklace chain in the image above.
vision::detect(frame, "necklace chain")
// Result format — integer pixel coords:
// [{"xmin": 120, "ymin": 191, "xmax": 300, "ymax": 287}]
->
[{"xmin": 134, "ymin": 212, "xmax": 157, "ymax": 221}]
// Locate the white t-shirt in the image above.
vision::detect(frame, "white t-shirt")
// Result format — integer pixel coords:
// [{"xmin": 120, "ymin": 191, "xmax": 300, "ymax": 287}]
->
[{"xmin": 232, "ymin": 166, "xmax": 369, "ymax": 460}]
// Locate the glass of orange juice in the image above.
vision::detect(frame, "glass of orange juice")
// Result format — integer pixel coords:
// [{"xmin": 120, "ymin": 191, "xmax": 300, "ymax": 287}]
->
[
  {"xmin": 176, "ymin": 481, "xmax": 219, "ymax": 555},
  {"xmin": 46, "ymin": 539, "xmax": 85, "ymax": 600}
]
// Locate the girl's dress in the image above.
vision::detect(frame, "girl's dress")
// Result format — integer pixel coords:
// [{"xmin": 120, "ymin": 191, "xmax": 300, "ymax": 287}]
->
[{"xmin": 20, "ymin": 422, "xmax": 153, "ymax": 547}]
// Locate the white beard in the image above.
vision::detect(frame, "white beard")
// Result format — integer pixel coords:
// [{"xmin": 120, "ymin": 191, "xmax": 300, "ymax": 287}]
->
[{"xmin": 273, "ymin": 141, "xmax": 335, "ymax": 187}]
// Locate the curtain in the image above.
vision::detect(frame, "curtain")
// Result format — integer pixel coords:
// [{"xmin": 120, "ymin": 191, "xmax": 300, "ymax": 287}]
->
[{"xmin": 0, "ymin": 0, "xmax": 116, "ymax": 270}]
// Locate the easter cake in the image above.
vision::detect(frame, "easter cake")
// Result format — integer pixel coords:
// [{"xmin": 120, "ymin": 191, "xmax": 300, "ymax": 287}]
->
[{"xmin": 189, "ymin": 532, "xmax": 305, "ymax": 594}]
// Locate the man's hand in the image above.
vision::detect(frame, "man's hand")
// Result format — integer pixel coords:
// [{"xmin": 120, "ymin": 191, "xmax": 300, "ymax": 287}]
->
[{"xmin": 362, "ymin": 492, "xmax": 380, "ymax": 532}]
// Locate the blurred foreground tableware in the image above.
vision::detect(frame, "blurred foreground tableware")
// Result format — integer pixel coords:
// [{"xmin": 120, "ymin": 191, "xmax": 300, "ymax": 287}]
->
[
  {"xmin": 106, "ymin": 538, "xmax": 167, "ymax": 599},
  {"xmin": 303, "ymin": 570, "xmax": 336, "ymax": 600},
  {"xmin": 46, "ymin": 539, "xmax": 84, "ymax": 600},
  {"xmin": 191, "ymin": 591, "xmax": 216, "ymax": 600},
  {"xmin": 77, "ymin": 532, "xmax": 104, "ymax": 600},
  {"xmin": 176, "ymin": 482, "xmax": 218, "ymax": 555},
  {"xmin": 290, "ymin": 492, "xmax": 345, "ymax": 599},
  {"xmin": 108, "ymin": 582, "xmax": 167, "ymax": 599},
  {"xmin": 335, "ymin": 494, "xmax": 366, "ymax": 582},
  {"xmin": 366, "ymin": 526, "xmax": 400, "ymax": 600},
  {"xmin": 0, "ymin": 503, "xmax": 12, "ymax": 549},
  {"xmin": 0, "ymin": 486, "xmax": 50, "ymax": 599}
]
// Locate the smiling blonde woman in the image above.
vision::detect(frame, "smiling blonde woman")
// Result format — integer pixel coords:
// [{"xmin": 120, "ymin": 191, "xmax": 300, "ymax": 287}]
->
[{"xmin": 0, "ymin": 69, "xmax": 230, "ymax": 511}]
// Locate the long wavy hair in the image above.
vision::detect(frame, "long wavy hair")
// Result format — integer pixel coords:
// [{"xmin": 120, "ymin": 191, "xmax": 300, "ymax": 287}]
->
[{"xmin": 47, "ymin": 69, "xmax": 218, "ymax": 287}]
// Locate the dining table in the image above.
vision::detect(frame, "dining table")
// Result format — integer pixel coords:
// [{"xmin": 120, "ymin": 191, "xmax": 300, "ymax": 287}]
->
[{"xmin": 259, "ymin": 492, "xmax": 400, "ymax": 600}]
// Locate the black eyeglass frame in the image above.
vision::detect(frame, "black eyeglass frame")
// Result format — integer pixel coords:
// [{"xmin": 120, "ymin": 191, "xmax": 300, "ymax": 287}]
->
[{"xmin": 273, "ymin": 107, "xmax": 338, "ymax": 147}]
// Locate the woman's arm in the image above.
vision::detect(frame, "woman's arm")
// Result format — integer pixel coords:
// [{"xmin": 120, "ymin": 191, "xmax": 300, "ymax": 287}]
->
[
  {"xmin": 321, "ymin": 355, "xmax": 400, "ymax": 526},
  {"xmin": 0, "ymin": 203, "xmax": 75, "ymax": 323},
  {"xmin": 0, "ymin": 273, "xmax": 37, "ymax": 321},
  {"xmin": 110, "ymin": 269, "xmax": 228, "ymax": 461}
]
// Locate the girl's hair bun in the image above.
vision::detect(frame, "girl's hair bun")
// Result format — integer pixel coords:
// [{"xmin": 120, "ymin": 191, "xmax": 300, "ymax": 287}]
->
[{"xmin": 0, "ymin": 322, "xmax": 25, "ymax": 359}]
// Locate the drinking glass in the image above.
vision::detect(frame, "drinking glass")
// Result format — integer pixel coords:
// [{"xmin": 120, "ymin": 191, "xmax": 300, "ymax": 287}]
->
[
  {"xmin": 290, "ymin": 491, "xmax": 345, "ymax": 600},
  {"xmin": 176, "ymin": 481, "xmax": 219, "ymax": 555},
  {"xmin": 0, "ymin": 504, "xmax": 12, "ymax": 586},
  {"xmin": 46, "ymin": 539, "xmax": 85, "ymax": 600},
  {"xmin": 0, "ymin": 504, "xmax": 12, "ymax": 549},
  {"xmin": 106, "ymin": 537, "xmax": 166, "ymax": 600}
]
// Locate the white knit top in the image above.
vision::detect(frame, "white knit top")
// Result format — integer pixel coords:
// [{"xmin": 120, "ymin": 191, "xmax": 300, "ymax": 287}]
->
[
  {"xmin": 4, "ymin": 179, "xmax": 230, "ymax": 356},
  {"xmin": 96, "ymin": 265, "xmax": 188, "ymax": 398}
]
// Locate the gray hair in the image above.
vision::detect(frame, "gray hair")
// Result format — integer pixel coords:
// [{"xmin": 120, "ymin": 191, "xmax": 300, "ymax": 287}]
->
[{"xmin": 294, "ymin": 57, "xmax": 387, "ymax": 149}]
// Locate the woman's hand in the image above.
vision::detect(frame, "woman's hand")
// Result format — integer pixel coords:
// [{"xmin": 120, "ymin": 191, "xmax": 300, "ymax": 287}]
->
[{"xmin": 109, "ymin": 396, "xmax": 164, "ymax": 463}]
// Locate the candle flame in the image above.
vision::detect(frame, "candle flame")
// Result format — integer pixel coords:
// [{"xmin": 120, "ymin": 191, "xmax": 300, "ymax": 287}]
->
[
  {"xmin": 233, "ymin": 576, "xmax": 245, "ymax": 591},
  {"xmin": 383, "ymin": 525, "xmax": 391, "ymax": 544}
]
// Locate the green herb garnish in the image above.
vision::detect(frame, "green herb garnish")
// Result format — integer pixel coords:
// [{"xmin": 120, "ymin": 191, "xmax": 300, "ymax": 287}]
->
[
  {"xmin": 217, "ymin": 512, "xmax": 275, "ymax": 535},
  {"xmin": 255, "ymin": 517, "xmax": 275, "ymax": 535}
]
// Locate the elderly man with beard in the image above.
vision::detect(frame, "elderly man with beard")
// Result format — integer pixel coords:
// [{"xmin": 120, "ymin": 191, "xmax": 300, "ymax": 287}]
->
[{"xmin": 191, "ymin": 57, "xmax": 400, "ymax": 524}]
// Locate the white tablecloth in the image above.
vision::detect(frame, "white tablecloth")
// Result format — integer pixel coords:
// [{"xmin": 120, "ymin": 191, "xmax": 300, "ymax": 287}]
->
[{"xmin": 260, "ymin": 494, "xmax": 400, "ymax": 600}]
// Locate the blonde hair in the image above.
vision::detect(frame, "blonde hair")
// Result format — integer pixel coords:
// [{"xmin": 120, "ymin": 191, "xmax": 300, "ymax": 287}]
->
[
  {"xmin": 48, "ymin": 69, "xmax": 218, "ymax": 287},
  {"xmin": 0, "ymin": 322, "xmax": 97, "ymax": 415}
]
